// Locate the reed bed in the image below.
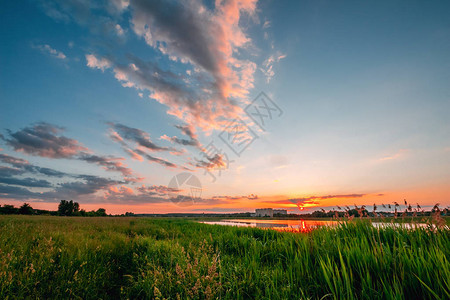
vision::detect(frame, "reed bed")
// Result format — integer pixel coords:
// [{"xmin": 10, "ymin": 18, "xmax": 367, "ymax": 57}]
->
[{"xmin": 0, "ymin": 216, "xmax": 448, "ymax": 299}]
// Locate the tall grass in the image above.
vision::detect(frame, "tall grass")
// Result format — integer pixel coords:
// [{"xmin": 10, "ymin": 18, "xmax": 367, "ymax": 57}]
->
[{"xmin": 0, "ymin": 216, "xmax": 448, "ymax": 299}]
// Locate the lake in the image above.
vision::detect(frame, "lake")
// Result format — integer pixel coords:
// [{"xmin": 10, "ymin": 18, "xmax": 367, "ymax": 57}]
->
[
  {"xmin": 200, "ymin": 219, "xmax": 338, "ymax": 232},
  {"xmin": 200, "ymin": 219, "xmax": 445, "ymax": 232}
]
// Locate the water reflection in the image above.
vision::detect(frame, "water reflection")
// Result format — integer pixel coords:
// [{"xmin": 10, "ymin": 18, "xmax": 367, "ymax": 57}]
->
[
  {"xmin": 200, "ymin": 219, "xmax": 338, "ymax": 232},
  {"xmin": 199, "ymin": 219, "xmax": 446, "ymax": 232}
]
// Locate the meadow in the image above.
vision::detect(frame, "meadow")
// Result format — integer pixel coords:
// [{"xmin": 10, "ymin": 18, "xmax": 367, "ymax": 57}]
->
[{"xmin": 0, "ymin": 216, "xmax": 448, "ymax": 299}]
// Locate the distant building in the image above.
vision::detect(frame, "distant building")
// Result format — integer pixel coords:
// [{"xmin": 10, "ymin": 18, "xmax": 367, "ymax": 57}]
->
[
  {"xmin": 255, "ymin": 208, "xmax": 273, "ymax": 217},
  {"xmin": 273, "ymin": 209, "xmax": 287, "ymax": 215}
]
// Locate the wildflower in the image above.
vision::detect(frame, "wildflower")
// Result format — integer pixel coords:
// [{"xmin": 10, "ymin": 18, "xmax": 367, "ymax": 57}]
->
[{"xmin": 154, "ymin": 287, "xmax": 162, "ymax": 298}]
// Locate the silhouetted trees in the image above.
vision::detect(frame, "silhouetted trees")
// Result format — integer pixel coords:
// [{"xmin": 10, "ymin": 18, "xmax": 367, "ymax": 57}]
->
[
  {"xmin": 95, "ymin": 208, "xmax": 107, "ymax": 216},
  {"xmin": 58, "ymin": 200, "xmax": 80, "ymax": 216},
  {"xmin": 18, "ymin": 203, "xmax": 34, "ymax": 215},
  {"xmin": 0, "ymin": 204, "xmax": 18, "ymax": 214},
  {"xmin": 0, "ymin": 201, "xmax": 107, "ymax": 216}
]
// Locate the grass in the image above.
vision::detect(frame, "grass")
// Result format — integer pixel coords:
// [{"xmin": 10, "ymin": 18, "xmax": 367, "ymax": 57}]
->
[{"xmin": 0, "ymin": 216, "xmax": 448, "ymax": 299}]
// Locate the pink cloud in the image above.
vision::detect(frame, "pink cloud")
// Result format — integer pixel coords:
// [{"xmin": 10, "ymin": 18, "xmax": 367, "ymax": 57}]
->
[
  {"xmin": 86, "ymin": 54, "xmax": 111, "ymax": 71},
  {"xmin": 89, "ymin": 0, "xmax": 260, "ymax": 133}
]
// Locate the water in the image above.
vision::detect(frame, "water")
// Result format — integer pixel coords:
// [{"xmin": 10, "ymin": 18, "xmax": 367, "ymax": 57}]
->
[
  {"xmin": 200, "ymin": 219, "xmax": 446, "ymax": 232},
  {"xmin": 200, "ymin": 219, "xmax": 338, "ymax": 232}
]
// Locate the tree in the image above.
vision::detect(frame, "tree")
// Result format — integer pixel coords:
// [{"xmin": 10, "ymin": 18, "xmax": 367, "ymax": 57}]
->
[
  {"xmin": 347, "ymin": 208, "xmax": 369, "ymax": 217},
  {"xmin": 18, "ymin": 203, "xmax": 33, "ymax": 215},
  {"xmin": 57, "ymin": 200, "xmax": 80, "ymax": 216},
  {"xmin": 0, "ymin": 204, "xmax": 18, "ymax": 214},
  {"xmin": 95, "ymin": 208, "xmax": 107, "ymax": 216}
]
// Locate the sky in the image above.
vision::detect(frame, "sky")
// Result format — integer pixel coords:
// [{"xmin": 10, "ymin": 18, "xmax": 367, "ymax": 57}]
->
[{"xmin": 1, "ymin": 0, "xmax": 449, "ymax": 214}]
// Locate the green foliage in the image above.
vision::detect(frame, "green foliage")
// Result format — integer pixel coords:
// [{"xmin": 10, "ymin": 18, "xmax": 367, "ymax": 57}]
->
[
  {"xmin": 0, "ymin": 205, "xmax": 18, "ymax": 215},
  {"xmin": 0, "ymin": 216, "xmax": 448, "ymax": 299},
  {"xmin": 57, "ymin": 200, "xmax": 80, "ymax": 216},
  {"xmin": 18, "ymin": 203, "xmax": 33, "ymax": 215},
  {"xmin": 0, "ymin": 202, "xmax": 108, "ymax": 217}
]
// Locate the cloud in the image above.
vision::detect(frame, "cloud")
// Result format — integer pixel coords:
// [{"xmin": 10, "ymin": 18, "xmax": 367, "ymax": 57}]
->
[
  {"xmin": 0, "ymin": 185, "xmax": 39, "ymax": 199},
  {"xmin": 3, "ymin": 123, "xmax": 88, "ymax": 158},
  {"xmin": 212, "ymin": 194, "xmax": 258, "ymax": 201},
  {"xmin": 0, "ymin": 154, "xmax": 135, "ymax": 202},
  {"xmin": 123, "ymin": 148, "xmax": 144, "ymax": 161},
  {"xmin": 115, "ymin": 24, "xmax": 125, "ymax": 36},
  {"xmin": 111, "ymin": 0, "xmax": 129, "ymax": 12},
  {"xmin": 0, "ymin": 177, "xmax": 52, "ymax": 188},
  {"xmin": 0, "ymin": 136, "xmax": 139, "ymax": 202},
  {"xmin": 3, "ymin": 123, "xmax": 136, "ymax": 178},
  {"xmin": 0, "ymin": 166, "xmax": 25, "ymax": 177},
  {"xmin": 0, "ymin": 153, "xmax": 70, "ymax": 178},
  {"xmin": 260, "ymin": 52, "xmax": 286, "ymax": 83},
  {"xmin": 306, "ymin": 194, "xmax": 366, "ymax": 200},
  {"xmin": 108, "ymin": 122, "xmax": 187, "ymax": 169},
  {"xmin": 48, "ymin": 175, "xmax": 122, "ymax": 198},
  {"xmin": 0, "ymin": 153, "xmax": 29, "ymax": 167},
  {"xmin": 78, "ymin": 153, "xmax": 132, "ymax": 177},
  {"xmin": 100, "ymin": 183, "xmax": 183, "ymax": 204},
  {"xmin": 130, "ymin": 0, "xmax": 257, "ymax": 90},
  {"xmin": 109, "ymin": 122, "xmax": 170, "ymax": 152},
  {"xmin": 0, "ymin": 174, "xmax": 124, "ymax": 201},
  {"xmin": 134, "ymin": 149, "xmax": 183, "ymax": 169},
  {"xmin": 30, "ymin": 166, "xmax": 69, "ymax": 178},
  {"xmin": 269, "ymin": 194, "xmax": 369, "ymax": 210},
  {"xmin": 38, "ymin": 0, "xmax": 270, "ymax": 134},
  {"xmin": 100, "ymin": 185, "xmax": 250, "ymax": 205},
  {"xmin": 86, "ymin": 54, "xmax": 111, "ymax": 71},
  {"xmin": 160, "ymin": 124, "xmax": 201, "ymax": 149},
  {"xmin": 33, "ymin": 44, "xmax": 66, "ymax": 59},
  {"xmin": 81, "ymin": 0, "xmax": 259, "ymax": 132},
  {"xmin": 38, "ymin": 0, "xmax": 89, "ymax": 23},
  {"xmin": 38, "ymin": 0, "xmax": 131, "ymax": 46},
  {"xmin": 195, "ymin": 154, "xmax": 227, "ymax": 170},
  {"xmin": 379, "ymin": 149, "xmax": 409, "ymax": 161},
  {"xmin": 136, "ymin": 184, "xmax": 181, "ymax": 195}
]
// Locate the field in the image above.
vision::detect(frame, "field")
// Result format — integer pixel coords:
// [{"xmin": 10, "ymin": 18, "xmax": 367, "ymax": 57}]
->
[{"xmin": 0, "ymin": 216, "xmax": 449, "ymax": 299}]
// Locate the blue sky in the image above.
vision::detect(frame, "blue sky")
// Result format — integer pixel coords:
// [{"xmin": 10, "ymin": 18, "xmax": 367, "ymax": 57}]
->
[{"xmin": 1, "ymin": 0, "xmax": 449, "ymax": 213}]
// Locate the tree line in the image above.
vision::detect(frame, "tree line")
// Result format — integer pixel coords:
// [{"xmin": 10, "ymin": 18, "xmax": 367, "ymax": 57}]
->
[{"xmin": 0, "ymin": 200, "xmax": 107, "ymax": 216}]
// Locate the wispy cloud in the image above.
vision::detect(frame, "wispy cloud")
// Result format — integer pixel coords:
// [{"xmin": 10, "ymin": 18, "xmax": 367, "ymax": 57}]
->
[
  {"xmin": 108, "ymin": 122, "xmax": 187, "ymax": 169},
  {"xmin": 33, "ymin": 44, "xmax": 66, "ymax": 59},
  {"xmin": 0, "ymin": 151, "xmax": 133, "ymax": 202},
  {"xmin": 109, "ymin": 122, "xmax": 170, "ymax": 152},
  {"xmin": 3, "ymin": 122, "xmax": 87, "ymax": 159},
  {"xmin": 269, "ymin": 194, "xmax": 371, "ymax": 210},
  {"xmin": 0, "ymin": 177, "xmax": 52, "ymax": 188},
  {"xmin": 260, "ymin": 52, "xmax": 286, "ymax": 83},
  {"xmin": 160, "ymin": 124, "xmax": 202, "ymax": 149},
  {"xmin": 0, "ymin": 152, "xmax": 69, "ymax": 178},
  {"xmin": 379, "ymin": 149, "xmax": 409, "ymax": 161},
  {"xmin": 78, "ymin": 154, "xmax": 132, "ymax": 177},
  {"xmin": 2, "ymin": 123, "xmax": 136, "ymax": 179}
]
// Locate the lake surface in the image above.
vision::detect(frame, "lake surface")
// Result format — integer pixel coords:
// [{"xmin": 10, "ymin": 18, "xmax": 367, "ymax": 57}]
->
[
  {"xmin": 200, "ymin": 219, "xmax": 338, "ymax": 232},
  {"xmin": 200, "ymin": 219, "xmax": 446, "ymax": 232}
]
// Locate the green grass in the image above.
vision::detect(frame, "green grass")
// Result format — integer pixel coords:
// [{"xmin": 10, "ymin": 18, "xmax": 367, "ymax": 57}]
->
[{"xmin": 0, "ymin": 216, "xmax": 448, "ymax": 299}]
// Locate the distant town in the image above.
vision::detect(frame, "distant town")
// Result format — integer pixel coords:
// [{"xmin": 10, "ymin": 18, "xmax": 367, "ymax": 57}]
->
[{"xmin": 254, "ymin": 208, "xmax": 287, "ymax": 217}]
